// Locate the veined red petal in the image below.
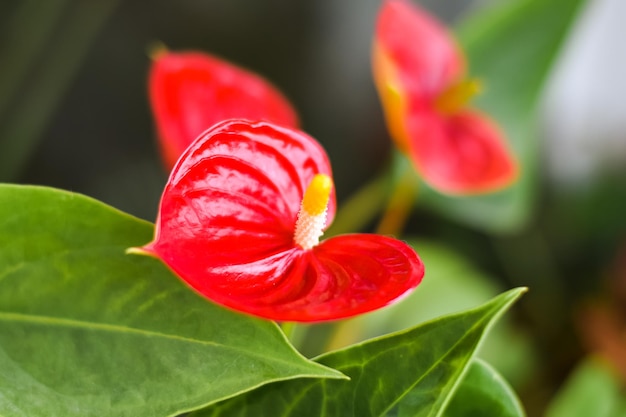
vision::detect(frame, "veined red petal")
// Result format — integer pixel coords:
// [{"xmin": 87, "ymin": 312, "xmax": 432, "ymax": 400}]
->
[
  {"xmin": 146, "ymin": 233, "xmax": 424, "ymax": 322},
  {"xmin": 230, "ymin": 234, "xmax": 423, "ymax": 322},
  {"xmin": 140, "ymin": 119, "xmax": 424, "ymax": 322},
  {"xmin": 149, "ymin": 51, "xmax": 299, "ymax": 169},
  {"xmin": 148, "ymin": 119, "xmax": 335, "ymax": 265},
  {"xmin": 407, "ymin": 109, "xmax": 518, "ymax": 194},
  {"xmin": 168, "ymin": 120, "xmax": 336, "ymax": 225},
  {"xmin": 304, "ymin": 234, "xmax": 424, "ymax": 321}
]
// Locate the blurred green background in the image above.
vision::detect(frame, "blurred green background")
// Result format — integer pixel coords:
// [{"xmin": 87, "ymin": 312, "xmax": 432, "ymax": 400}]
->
[{"xmin": 2, "ymin": 0, "xmax": 626, "ymax": 415}]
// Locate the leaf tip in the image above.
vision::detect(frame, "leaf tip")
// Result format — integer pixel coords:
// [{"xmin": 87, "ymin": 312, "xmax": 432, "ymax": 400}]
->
[
  {"xmin": 496, "ymin": 286, "xmax": 528, "ymax": 311},
  {"xmin": 126, "ymin": 244, "xmax": 157, "ymax": 258},
  {"xmin": 513, "ymin": 286, "xmax": 529, "ymax": 297}
]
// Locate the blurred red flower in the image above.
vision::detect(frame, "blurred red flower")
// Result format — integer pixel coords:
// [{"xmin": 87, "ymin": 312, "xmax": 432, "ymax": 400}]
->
[
  {"xmin": 373, "ymin": 0, "xmax": 518, "ymax": 194},
  {"xmin": 134, "ymin": 119, "xmax": 424, "ymax": 322},
  {"xmin": 149, "ymin": 51, "xmax": 299, "ymax": 169}
]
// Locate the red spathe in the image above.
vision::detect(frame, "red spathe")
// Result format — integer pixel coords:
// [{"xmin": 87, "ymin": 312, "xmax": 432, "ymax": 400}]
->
[
  {"xmin": 373, "ymin": 0, "xmax": 518, "ymax": 194},
  {"xmin": 149, "ymin": 51, "xmax": 299, "ymax": 169},
  {"xmin": 143, "ymin": 120, "xmax": 424, "ymax": 322}
]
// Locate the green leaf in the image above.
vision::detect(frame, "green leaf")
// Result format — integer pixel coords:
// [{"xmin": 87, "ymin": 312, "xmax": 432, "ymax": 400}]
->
[
  {"xmin": 419, "ymin": 0, "xmax": 586, "ymax": 232},
  {"xmin": 337, "ymin": 240, "xmax": 502, "ymax": 340},
  {"xmin": 191, "ymin": 288, "xmax": 526, "ymax": 417},
  {"xmin": 443, "ymin": 359, "xmax": 525, "ymax": 417},
  {"xmin": 0, "ymin": 184, "xmax": 343, "ymax": 417},
  {"xmin": 319, "ymin": 240, "xmax": 535, "ymax": 388},
  {"xmin": 545, "ymin": 357, "xmax": 626, "ymax": 417}
]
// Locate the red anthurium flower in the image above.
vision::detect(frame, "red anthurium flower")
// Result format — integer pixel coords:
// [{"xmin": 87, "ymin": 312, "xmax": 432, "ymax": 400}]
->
[
  {"xmin": 149, "ymin": 50, "xmax": 299, "ymax": 169},
  {"xmin": 131, "ymin": 119, "xmax": 424, "ymax": 322},
  {"xmin": 373, "ymin": 0, "xmax": 518, "ymax": 194}
]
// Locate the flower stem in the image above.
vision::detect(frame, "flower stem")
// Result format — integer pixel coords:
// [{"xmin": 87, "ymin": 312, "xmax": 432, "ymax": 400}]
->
[
  {"xmin": 324, "ymin": 320, "xmax": 363, "ymax": 352},
  {"xmin": 375, "ymin": 163, "xmax": 418, "ymax": 236}
]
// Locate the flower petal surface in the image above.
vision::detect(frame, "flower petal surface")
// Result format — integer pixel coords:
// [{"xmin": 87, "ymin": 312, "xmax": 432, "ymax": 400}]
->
[
  {"xmin": 406, "ymin": 109, "xmax": 518, "ymax": 194},
  {"xmin": 149, "ymin": 51, "xmax": 299, "ymax": 169},
  {"xmin": 373, "ymin": 0, "xmax": 518, "ymax": 194},
  {"xmin": 143, "ymin": 120, "xmax": 424, "ymax": 322},
  {"xmin": 207, "ymin": 234, "xmax": 424, "ymax": 322},
  {"xmin": 149, "ymin": 118, "xmax": 334, "ymax": 266},
  {"xmin": 373, "ymin": 0, "xmax": 464, "ymax": 103}
]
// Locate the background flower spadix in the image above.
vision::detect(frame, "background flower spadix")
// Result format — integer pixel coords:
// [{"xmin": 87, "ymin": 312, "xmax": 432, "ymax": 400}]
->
[
  {"xmin": 373, "ymin": 0, "xmax": 518, "ymax": 195},
  {"xmin": 149, "ymin": 50, "xmax": 299, "ymax": 169},
  {"xmin": 136, "ymin": 119, "xmax": 424, "ymax": 322}
]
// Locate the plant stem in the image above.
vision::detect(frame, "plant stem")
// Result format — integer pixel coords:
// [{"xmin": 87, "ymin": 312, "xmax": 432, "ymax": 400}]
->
[{"xmin": 375, "ymin": 163, "xmax": 418, "ymax": 236}]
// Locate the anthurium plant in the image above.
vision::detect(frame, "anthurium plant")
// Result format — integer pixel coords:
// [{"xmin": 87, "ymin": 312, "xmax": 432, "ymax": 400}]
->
[{"xmin": 0, "ymin": 0, "xmax": 590, "ymax": 415}]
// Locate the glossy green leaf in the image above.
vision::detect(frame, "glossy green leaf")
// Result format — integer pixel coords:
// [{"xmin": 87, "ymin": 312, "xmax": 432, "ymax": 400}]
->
[
  {"xmin": 191, "ymin": 288, "xmax": 526, "ymax": 417},
  {"xmin": 320, "ymin": 240, "xmax": 534, "ymax": 388},
  {"xmin": 338, "ymin": 239, "xmax": 502, "ymax": 339},
  {"xmin": 418, "ymin": 0, "xmax": 586, "ymax": 232},
  {"xmin": 443, "ymin": 359, "xmax": 525, "ymax": 417},
  {"xmin": 545, "ymin": 357, "xmax": 626, "ymax": 417},
  {"xmin": 0, "ymin": 184, "xmax": 343, "ymax": 417}
]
